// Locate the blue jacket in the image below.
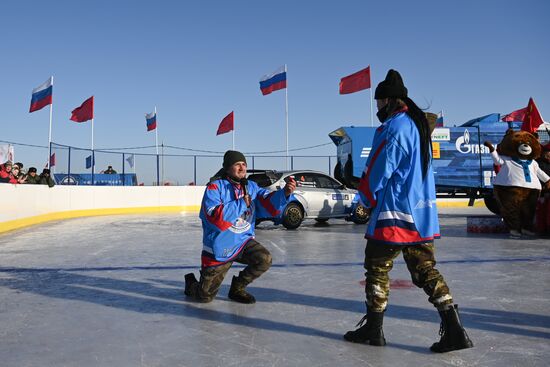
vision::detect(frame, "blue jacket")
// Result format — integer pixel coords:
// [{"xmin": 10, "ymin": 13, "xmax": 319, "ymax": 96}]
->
[
  {"xmin": 199, "ymin": 177, "xmax": 289, "ymax": 267},
  {"xmin": 358, "ymin": 111, "xmax": 440, "ymax": 245}
]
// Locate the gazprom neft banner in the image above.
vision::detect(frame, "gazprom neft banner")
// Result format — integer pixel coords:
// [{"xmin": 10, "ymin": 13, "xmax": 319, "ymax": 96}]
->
[
  {"xmin": 0, "ymin": 144, "xmax": 14, "ymax": 164},
  {"xmin": 54, "ymin": 173, "xmax": 137, "ymax": 186},
  {"xmin": 431, "ymin": 128, "xmax": 450, "ymax": 141}
]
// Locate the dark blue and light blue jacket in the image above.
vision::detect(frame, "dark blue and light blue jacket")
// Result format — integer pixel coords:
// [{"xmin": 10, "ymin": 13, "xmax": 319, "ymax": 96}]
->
[
  {"xmin": 358, "ymin": 111, "xmax": 440, "ymax": 245},
  {"xmin": 199, "ymin": 178, "xmax": 289, "ymax": 267}
]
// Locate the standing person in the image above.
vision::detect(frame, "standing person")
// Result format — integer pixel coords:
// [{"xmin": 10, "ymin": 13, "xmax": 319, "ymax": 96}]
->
[
  {"xmin": 537, "ymin": 144, "xmax": 550, "ymax": 176},
  {"xmin": 343, "ymin": 70, "xmax": 473, "ymax": 353},
  {"xmin": 104, "ymin": 165, "xmax": 117, "ymax": 174},
  {"xmin": 11, "ymin": 165, "xmax": 27, "ymax": 184},
  {"xmin": 39, "ymin": 168, "xmax": 56, "ymax": 187},
  {"xmin": 25, "ymin": 167, "xmax": 41, "ymax": 184},
  {"xmin": 0, "ymin": 161, "xmax": 17, "ymax": 183},
  {"xmin": 184, "ymin": 150, "xmax": 296, "ymax": 303}
]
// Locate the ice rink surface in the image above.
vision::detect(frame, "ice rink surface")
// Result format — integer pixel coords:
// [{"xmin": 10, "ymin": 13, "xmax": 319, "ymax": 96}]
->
[{"xmin": 0, "ymin": 207, "xmax": 549, "ymax": 367}]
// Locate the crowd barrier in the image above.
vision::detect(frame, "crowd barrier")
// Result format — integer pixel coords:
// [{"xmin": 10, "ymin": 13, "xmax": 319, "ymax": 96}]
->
[
  {"xmin": 0, "ymin": 183, "xmax": 486, "ymax": 235},
  {"xmin": 0, "ymin": 184, "xmax": 204, "ymax": 234}
]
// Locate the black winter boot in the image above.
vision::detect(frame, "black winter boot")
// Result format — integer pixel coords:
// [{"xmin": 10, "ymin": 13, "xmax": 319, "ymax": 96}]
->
[
  {"xmin": 343, "ymin": 307, "xmax": 386, "ymax": 346},
  {"xmin": 228, "ymin": 276, "xmax": 256, "ymax": 304},
  {"xmin": 184, "ymin": 273, "xmax": 198, "ymax": 296},
  {"xmin": 430, "ymin": 304, "xmax": 473, "ymax": 353}
]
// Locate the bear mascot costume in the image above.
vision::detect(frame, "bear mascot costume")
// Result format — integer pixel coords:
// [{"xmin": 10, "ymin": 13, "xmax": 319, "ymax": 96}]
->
[{"xmin": 484, "ymin": 129, "xmax": 550, "ymax": 237}]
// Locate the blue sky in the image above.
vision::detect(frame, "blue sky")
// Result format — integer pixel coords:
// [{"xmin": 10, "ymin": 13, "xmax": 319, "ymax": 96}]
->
[{"xmin": 1, "ymin": 0, "xmax": 549, "ymax": 182}]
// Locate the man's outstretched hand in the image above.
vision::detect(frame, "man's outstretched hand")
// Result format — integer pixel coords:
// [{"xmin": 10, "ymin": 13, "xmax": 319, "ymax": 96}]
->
[{"xmin": 284, "ymin": 177, "xmax": 297, "ymax": 196}]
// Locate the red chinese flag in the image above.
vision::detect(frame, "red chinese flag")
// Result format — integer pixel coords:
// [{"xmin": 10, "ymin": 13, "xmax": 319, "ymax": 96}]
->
[
  {"xmin": 521, "ymin": 98, "xmax": 544, "ymax": 133},
  {"xmin": 501, "ymin": 107, "xmax": 528, "ymax": 122},
  {"xmin": 49, "ymin": 153, "xmax": 56, "ymax": 168},
  {"xmin": 216, "ymin": 111, "xmax": 234, "ymax": 135},
  {"xmin": 70, "ymin": 96, "xmax": 94, "ymax": 123},
  {"xmin": 339, "ymin": 66, "xmax": 371, "ymax": 94}
]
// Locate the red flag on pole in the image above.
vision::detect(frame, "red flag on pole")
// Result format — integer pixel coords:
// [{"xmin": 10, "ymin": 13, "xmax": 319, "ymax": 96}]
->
[
  {"xmin": 501, "ymin": 107, "xmax": 528, "ymax": 122},
  {"xmin": 216, "ymin": 111, "xmax": 234, "ymax": 135},
  {"xmin": 521, "ymin": 98, "xmax": 544, "ymax": 133},
  {"xmin": 70, "ymin": 96, "xmax": 94, "ymax": 123},
  {"xmin": 339, "ymin": 66, "xmax": 371, "ymax": 94}
]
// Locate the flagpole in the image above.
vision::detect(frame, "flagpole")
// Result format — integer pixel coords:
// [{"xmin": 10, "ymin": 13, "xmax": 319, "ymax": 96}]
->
[
  {"xmin": 370, "ymin": 87, "xmax": 374, "ymax": 127},
  {"xmin": 284, "ymin": 64, "xmax": 289, "ymax": 169},
  {"xmin": 48, "ymin": 76, "xmax": 54, "ymax": 168},
  {"xmin": 91, "ymin": 118, "xmax": 94, "ymax": 151},
  {"xmin": 231, "ymin": 116, "xmax": 235, "ymax": 150},
  {"xmin": 154, "ymin": 106, "xmax": 159, "ymax": 155},
  {"xmin": 91, "ymin": 117, "xmax": 95, "ymax": 184}
]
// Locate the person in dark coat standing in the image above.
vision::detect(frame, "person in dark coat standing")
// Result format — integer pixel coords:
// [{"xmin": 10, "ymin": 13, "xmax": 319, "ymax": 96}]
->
[
  {"xmin": 39, "ymin": 169, "xmax": 55, "ymax": 187},
  {"xmin": 25, "ymin": 167, "xmax": 41, "ymax": 184},
  {"xmin": 343, "ymin": 69, "xmax": 473, "ymax": 353}
]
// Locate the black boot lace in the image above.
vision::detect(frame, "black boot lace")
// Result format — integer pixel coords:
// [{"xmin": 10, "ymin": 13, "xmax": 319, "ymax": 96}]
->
[
  {"xmin": 355, "ymin": 302, "xmax": 370, "ymax": 327},
  {"xmin": 355, "ymin": 314, "xmax": 368, "ymax": 328}
]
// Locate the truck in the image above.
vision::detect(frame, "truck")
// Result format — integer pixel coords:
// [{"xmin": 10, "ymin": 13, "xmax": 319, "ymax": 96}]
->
[{"xmin": 329, "ymin": 113, "xmax": 549, "ymax": 214}]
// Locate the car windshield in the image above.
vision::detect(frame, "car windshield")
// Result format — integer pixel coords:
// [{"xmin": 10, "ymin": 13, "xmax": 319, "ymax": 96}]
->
[{"xmin": 248, "ymin": 172, "xmax": 283, "ymax": 187}]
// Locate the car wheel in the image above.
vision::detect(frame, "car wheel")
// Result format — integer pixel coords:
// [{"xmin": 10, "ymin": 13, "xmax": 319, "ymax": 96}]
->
[
  {"xmin": 282, "ymin": 203, "xmax": 304, "ymax": 229},
  {"xmin": 352, "ymin": 205, "xmax": 370, "ymax": 224},
  {"xmin": 483, "ymin": 193, "xmax": 500, "ymax": 215}
]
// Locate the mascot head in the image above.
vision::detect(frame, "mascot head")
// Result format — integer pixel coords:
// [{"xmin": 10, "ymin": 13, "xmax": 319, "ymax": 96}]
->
[{"xmin": 497, "ymin": 129, "xmax": 542, "ymax": 160}]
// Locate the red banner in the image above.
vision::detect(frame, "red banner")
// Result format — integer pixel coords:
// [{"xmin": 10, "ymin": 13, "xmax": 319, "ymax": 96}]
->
[
  {"xmin": 521, "ymin": 98, "xmax": 544, "ymax": 133},
  {"xmin": 70, "ymin": 96, "xmax": 94, "ymax": 123},
  {"xmin": 339, "ymin": 66, "xmax": 371, "ymax": 94},
  {"xmin": 217, "ymin": 111, "xmax": 234, "ymax": 135}
]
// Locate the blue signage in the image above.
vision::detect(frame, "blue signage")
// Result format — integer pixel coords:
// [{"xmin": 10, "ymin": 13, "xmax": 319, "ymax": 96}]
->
[{"xmin": 54, "ymin": 173, "xmax": 137, "ymax": 186}]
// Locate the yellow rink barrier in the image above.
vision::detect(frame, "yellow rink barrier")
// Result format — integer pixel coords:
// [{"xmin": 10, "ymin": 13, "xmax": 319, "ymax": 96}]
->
[
  {"xmin": 0, "ymin": 205, "xmax": 202, "ymax": 234},
  {"xmin": 436, "ymin": 199, "xmax": 486, "ymax": 208},
  {"xmin": 0, "ymin": 183, "xmax": 486, "ymax": 235},
  {"xmin": 0, "ymin": 184, "xmax": 205, "ymax": 235}
]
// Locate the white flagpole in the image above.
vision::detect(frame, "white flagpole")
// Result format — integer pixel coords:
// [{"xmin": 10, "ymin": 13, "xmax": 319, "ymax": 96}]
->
[
  {"xmin": 154, "ymin": 106, "xmax": 159, "ymax": 155},
  {"xmin": 284, "ymin": 64, "xmax": 289, "ymax": 169},
  {"xmin": 370, "ymin": 87, "xmax": 374, "ymax": 127},
  {"xmin": 91, "ymin": 118, "xmax": 94, "ymax": 151},
  {"xmin": 232, "ymin": 129, "xmax": 235, "ymax": 150},
  {"xmin": 48, "ymin": 76, "xmax": 54, "ymax": 168}
]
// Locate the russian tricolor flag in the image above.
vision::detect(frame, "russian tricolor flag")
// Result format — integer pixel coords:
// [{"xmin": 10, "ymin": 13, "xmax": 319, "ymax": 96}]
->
[
  {"xmin": 29, "ymin": 77, "xmax": 53, "ymax": 113},
  {"xmin": 259, "ymin": 65, "xmax": 287, "ymax": 96},
  {"xmin": 146, "ymin": 111, "xmax": 157, "ymax": 131},
  {"xmin": 436, "ymin": 111, "xmax": 444, "ymax": 127}
]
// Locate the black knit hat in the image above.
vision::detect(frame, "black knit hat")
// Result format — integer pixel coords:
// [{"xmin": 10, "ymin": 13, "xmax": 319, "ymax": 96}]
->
[
  {"xmin": 28, "ymin": 167, "xmax": 37, "ymax": 173},
  {"xmin": 223, "ymin": 150, "xmax": 247, "ymax": 169},
  {"xmin": 374, "ymin": 69, "xmax": 408, "ymax": 99}
]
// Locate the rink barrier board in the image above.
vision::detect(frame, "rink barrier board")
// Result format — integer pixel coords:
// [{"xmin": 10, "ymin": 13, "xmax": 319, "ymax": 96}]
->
[
  {"xmin": 0, "ymin": 184, "xmax": 485, "ymax": 234},
  {"xmin": 0, "ymin": 205, "xmax": 201, "ymax": 234}
]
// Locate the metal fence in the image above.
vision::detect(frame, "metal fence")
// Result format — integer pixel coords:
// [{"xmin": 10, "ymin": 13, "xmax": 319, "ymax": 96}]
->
[{"xmin": 50, "ymin": 142, "xmax": 336, "ymax": 186}]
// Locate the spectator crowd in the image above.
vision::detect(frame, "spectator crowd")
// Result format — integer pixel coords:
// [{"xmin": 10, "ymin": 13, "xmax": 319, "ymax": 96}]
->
[{"xmin": 0, "ymin": 161, "xmax": 55, "ymax": 187}]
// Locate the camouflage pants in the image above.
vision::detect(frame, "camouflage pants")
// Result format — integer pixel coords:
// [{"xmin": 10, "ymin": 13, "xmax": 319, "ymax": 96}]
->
[
  {"xmin": 188, "ymin": 239, "xmax": 272, "ymax": 303},
  {"xmin": 364, "ymin": 240, "xmax": 453, "ymax": 312}
]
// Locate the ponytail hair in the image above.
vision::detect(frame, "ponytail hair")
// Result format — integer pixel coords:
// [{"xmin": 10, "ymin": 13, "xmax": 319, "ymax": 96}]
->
[{"xmin": 403, "ymin": 97, "xmax": 432, "ymax": 178}]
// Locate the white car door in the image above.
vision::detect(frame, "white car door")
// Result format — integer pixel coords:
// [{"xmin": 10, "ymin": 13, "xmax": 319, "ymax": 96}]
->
[
  {"xmin": 292, "ymin": 172, "xmax": 327, "ymax": 217},
  {"xmin": 314, "ymin": 174, "xmax": 353, "ymax": 217}
]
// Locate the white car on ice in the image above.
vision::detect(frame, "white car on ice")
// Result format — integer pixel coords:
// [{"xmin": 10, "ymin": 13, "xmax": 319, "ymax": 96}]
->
[{"xmin": 247, "ymin": 169, "xmax": 369, "ymax": 229}]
